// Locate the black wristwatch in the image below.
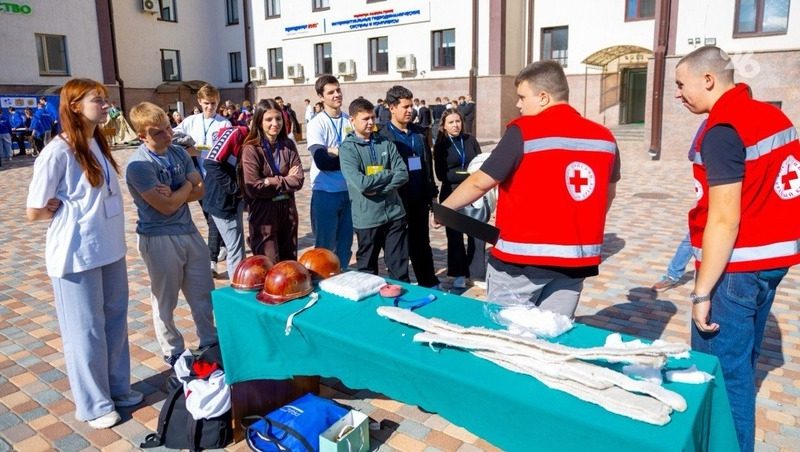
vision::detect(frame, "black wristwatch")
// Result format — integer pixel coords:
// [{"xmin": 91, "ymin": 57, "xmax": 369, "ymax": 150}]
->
[{"xmin": 690, "ymin": 292, "xmax": 711, "ymax": 304}]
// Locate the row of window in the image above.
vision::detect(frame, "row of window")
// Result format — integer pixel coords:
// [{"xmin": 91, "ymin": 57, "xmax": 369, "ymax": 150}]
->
[
  {"xmin": 264, "ymin": 29, "xmax": 455, "ymax": 80},
  {"xmin": 33, "ymin": 0, "xmax": 790, "ymax": 78},
  {"xmin": 626, "ymin": 0, "xmax": 789, "ymax": 36},
  {"xmin": 264, "ymin": 0, "xmax": 386, "ymax": 19},
  {"xmin": 169, "ymin": 0, "xmax": 790, "ymax": 38}
]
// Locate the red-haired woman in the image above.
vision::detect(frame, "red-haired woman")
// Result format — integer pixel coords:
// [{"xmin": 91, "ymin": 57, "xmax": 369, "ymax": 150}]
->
[
  {"xmin": 241, "ymin": 99, "xmax": 304, "ymax": 263},
  {"xmin": 26, "ymin": 78, "xmax": 140, "ymax": 429}
]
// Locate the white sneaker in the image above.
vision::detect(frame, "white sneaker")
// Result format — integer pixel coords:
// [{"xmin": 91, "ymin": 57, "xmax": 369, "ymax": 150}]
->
[
  {"xmin": 87, "ymin": 410, "xmax": 121, "ymax": 429},
  {"xmin": 453, "ymin": 276, "xmax": 466, "ymax": 289},
  {"xmin": 473, "ymin": 280, "xmax": 487, "ymax": 290},
  {"xmin": 211, "ymin": 262, "xmax": 219, "ymax": 277},
  {"xmin": 113, "ymin": 390, "xmax": 144, "ymax": 408}
]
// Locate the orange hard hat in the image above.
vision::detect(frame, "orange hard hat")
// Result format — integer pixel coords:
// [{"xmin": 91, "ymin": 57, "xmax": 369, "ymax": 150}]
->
[
  {"xmin": 298, "ymin": 248, "xmax": 342, "ymax": 281},
  {"xmin": 256, "ymin": 260, "xmax": 313, "ymax": 304},
  {"xmin": 231, "ymin": 255, "xmax": 274, "ymax": 292}
]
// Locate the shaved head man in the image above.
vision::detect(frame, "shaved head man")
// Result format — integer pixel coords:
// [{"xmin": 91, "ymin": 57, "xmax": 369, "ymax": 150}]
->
[{"xmin": 677, "ymin": 46, "xmax": 800, "ymax": 452}]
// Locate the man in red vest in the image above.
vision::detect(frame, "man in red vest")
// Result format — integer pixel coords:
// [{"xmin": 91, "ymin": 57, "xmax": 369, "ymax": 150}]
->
[
  {"xmin": 676, "ymin": 46, "xmax": 800, "ymax": 452},
  {"xmin": 435, "ymin": 60, "xmax": 620, "ymax": 318}
]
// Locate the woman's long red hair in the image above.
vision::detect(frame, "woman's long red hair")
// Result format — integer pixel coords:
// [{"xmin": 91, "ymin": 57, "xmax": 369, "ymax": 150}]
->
[{"xmin": 58, "ymin": 78, "xmax": 120, "ymax": 187}]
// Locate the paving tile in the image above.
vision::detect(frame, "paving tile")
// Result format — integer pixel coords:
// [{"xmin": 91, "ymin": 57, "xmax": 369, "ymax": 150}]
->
[
  {"xmin": 12, "ymin": 434, "xmax": 51, "ymax": 452},
  {"xmin": 2, "ymin": 421, "xmax": 36, "ymax": 443},
  {"xmin": 1, "ymin": 142, "xmax": 798, "ymax": 451},
  {"xmin": 53, "ymin": 433, "xmax": 90, "ymax": 451},
  {"xmin": 425, "ymin": 430, "xmax": 463, "ymax": 451},
  {"xmin": 39, "ymin": 421, "xmax": 73, "ymax": 441}
]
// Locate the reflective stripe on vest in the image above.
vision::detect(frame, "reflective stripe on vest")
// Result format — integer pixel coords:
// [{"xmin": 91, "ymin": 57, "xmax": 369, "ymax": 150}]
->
[
  {"xmin": 495, "ymin": 239, "xmax": 602, "ymax": 259},
  {"xmin": 523, "ymin": 137, "xmax": 617, "ymax": 154},
  {"xmin": 693, "ymin": 126, "xmax": 798, "ymax": 164},
  {"xmin": 692, "ymin": 239, "xmax": 800, "ymax": 262}
]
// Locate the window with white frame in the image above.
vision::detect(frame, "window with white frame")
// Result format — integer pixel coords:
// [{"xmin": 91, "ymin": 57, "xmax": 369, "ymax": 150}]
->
[
  {"xmin": 735, "ymin": 0, "xmax": 790, "ymax": 35},
  {"xmin": 368, "ymin": 37, "xmax": 388, "ymax": 74},
  {"xmin": 229, "ymin": 52, "xmax": 242, "ymax": 82},
  {"xmin": 226, "ymin": 0, "xmax": 239, "ymax": 25},
  {"xmin": 541, "ymin": 26, "xmax": 568, "ymax": 67},
  {"xmin": 268, "ymin": 48, "xmax": 283, "ymax": 79},
  {"xmin": 265, "ymin": 0, "xmax": 280, "ymax": 18},
  {"xmin": 314, "ymin": 42, "xmax": 332, "ymax": 76},
  {"xmin": 36, "ymin": 34, "xmax": 69, "ymax": 75},
  {"xmin": 161, "ymin": 49, "xmax": 181, "ymax": 81}
]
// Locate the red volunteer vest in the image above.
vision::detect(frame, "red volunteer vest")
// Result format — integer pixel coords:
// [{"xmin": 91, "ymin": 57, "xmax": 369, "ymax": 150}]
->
[
  {"xmin": 492, "ymin": 104, "xmax": 617, "ymax": 267},
  {"xmin": 690, "ymin": 83, "xmax": 800, "ymax": 272}
]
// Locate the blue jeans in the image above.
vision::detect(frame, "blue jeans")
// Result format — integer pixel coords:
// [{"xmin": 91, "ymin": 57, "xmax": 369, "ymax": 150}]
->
[
  {"xmin": 691, "ymin": 268, "xmax": 788, "ymax": 452},
  {"xmin": 310, "ymin": 190, "xmax": 353, "ymax": 269},
  {"xmin": 666, "ymin": 233, "xmax": 693, "ymax": 280}
]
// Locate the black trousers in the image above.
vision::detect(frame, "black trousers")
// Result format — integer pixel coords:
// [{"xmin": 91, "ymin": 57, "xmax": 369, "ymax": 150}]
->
[
  {"xmin": 404, "ymin": 201, "xmax": 440, "ymax": 287},
  {"xmin": 12, "ymin": 132, "xmax": 27, "ymax": 155},
  {"xmin": 445, "ymin": 227, "xmax": 486, "ymax": 280},
  {"xmin": 354, "ymin": 218, "xmax": 409, "ymax": 282}
]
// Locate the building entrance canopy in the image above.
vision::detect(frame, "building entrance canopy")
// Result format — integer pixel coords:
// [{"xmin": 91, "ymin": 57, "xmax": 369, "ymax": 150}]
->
[
  {"xmin": 582, "ymin": 45, "xmax": 653, "ymax": 67},
  {"xmin": 154, "ymin": 80, "xmax": 209, "ymax": 95}
]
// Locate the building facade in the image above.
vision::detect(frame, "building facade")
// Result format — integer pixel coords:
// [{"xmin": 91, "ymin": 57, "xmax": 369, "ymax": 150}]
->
[{"xmin": 0, "ymin": 0, "xmax": 796, "ymax": 159}]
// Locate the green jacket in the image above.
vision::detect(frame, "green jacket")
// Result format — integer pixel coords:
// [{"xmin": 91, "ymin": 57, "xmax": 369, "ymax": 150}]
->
[{"xmin": 340, "ymin": 132, "xmax": 409, "ymax": 229}]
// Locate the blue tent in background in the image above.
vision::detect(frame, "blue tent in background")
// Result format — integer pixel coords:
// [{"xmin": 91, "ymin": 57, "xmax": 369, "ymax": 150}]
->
[{"xmin": 1, "ymin": 94, "xmax": 60, "ymax": 151}]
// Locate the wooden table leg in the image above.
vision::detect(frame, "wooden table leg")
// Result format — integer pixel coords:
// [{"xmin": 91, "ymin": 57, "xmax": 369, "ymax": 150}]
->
[{"xmin": 230, "ymin": 376, "xmax": 320, "ymax": 442}]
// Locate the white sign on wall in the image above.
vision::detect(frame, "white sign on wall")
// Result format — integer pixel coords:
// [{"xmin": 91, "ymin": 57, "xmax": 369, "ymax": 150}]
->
[
  {"xmin": 1, "ymin": 97, "xmax": 38, "ymax": 108},
  {"xmin": 283, "ymin": 1, "xmax": 430, "ymax": 40}
]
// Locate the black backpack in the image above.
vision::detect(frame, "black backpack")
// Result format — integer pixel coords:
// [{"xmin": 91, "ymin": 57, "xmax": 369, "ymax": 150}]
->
[{"xmin": 140, "ymin": 346, "xmax": 232, "ymax": 451}]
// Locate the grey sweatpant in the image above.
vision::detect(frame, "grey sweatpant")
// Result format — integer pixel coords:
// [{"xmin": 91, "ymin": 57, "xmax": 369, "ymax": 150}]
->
[
  {"xmin": 51, "ymin": 257, "xmax": 130, "ymax": 421},
  {"xmin": 138, "ymin": 232, "xmax": 218, "ymax": 357},
  {"xmin": 486, "ymin": 262, "xmax": 584, "ymax": 318}
]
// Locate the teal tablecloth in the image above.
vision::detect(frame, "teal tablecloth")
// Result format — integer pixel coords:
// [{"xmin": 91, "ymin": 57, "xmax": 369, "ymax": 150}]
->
[{"xmin": 212, "ymin": 284, "xmax": 738, "ymax": 452}]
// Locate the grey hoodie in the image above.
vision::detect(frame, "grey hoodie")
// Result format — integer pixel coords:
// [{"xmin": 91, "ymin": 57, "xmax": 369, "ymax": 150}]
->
[{"xmin": 339, "ymin": 132, "xmax": 409, "ymax": 229}]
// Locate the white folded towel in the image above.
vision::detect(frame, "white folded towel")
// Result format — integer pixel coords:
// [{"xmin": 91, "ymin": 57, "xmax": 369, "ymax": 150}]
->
[{"xmin": 319, "ymin": 271, "xmax": 387, "ymax": 301}]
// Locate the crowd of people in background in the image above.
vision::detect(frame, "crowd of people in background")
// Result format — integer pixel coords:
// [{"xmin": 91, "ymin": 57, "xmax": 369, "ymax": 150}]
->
[{"xmin": 20, "ymin": 45, "xmax": 800, "ymax": 452}]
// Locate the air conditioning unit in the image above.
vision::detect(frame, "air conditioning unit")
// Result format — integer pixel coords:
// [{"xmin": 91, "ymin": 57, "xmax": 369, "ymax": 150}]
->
[
  {"xmin": 336, "ymin": 59, "xmax": 356, "ymax": 76},
  {"xmin": 396, "ymin": 54, "xmax": 416, "ymax": 72},
  {"xmin": 142, "ymin": 0, "xmax": 159, "ymax": 14},
  {"xmin": 249, "ymin": 66, "xmax": 266, "ymax": 83},
  {"xmin": 286, "ymin": 63, "xmax": 304, "ymax": 79}
]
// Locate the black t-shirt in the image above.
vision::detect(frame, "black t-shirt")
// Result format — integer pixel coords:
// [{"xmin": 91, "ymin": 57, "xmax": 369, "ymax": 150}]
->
[
  {"xmin": 480, "ymin": 125, "xmax": 622, "ymax": 279},
  {"xmin": 701, "ymin": 125, "xmax": 746, "ymax": 186}
]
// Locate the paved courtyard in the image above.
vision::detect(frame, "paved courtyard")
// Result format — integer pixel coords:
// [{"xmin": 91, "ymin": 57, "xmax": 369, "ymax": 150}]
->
[{"xmin": 0, "ymin": 136, "xmax": 798, "ymax": 451}]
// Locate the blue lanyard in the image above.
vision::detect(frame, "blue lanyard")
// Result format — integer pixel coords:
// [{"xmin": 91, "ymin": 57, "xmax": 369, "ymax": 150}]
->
[
  {"xmin": 262, "ymin": 139, "xmax": 282, "ymax": 174},
  {"xmin": 448, "ymin": 135, "xmax": 466, "ymax": 169},
  {"xmin": 148, "ymin": 149, "xmax": 178, "ymax": 188},
  {"xmin": 368, "ymin": 138, "xmax": 377, "ymax": 165},
  {"xmin": 393, "ymin": 294, "xmax": 436, "ymax": 311},
  {"xmin": 202, "ymin": 117, "xmax": 214, "ymax": 145},
  {"xmin": 101, "ymin": 152, "xmax": 112, "ymax": 195},
  {"xmin": 324, "ymin": 112, "xmax": 344, "ymax": 145},
  {"xmin": 387, "ymin": 122, "xmax": 416, "ymax": 156}
]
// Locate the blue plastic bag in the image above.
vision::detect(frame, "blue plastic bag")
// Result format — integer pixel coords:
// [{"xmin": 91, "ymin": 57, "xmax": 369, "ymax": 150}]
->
[{"xmin": 246, "ymin": 393, "xmax": 348, "ymax": 452}]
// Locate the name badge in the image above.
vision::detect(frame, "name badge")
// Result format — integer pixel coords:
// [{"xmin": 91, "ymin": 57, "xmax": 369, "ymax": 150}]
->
[
  {"xmin": 366, "ymin": 165, "xmax": 384, "ymax": 176},
  {"xmin": 407, "ymin": 157, "xmax": 422, "ymax": 171},
  {"xmin": 104, "ymin": 195, "xmax": 123, "ymax": 218}
]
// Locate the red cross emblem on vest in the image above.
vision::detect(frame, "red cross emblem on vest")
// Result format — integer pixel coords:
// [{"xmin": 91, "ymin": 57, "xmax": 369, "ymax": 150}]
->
[
  {"xmin": 565, "ymin": 161, "xmax": 596, "ymax": 201},
  {"xmin": 774, "ymin": 155, "xmax": 800, "ymax": 200}
]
